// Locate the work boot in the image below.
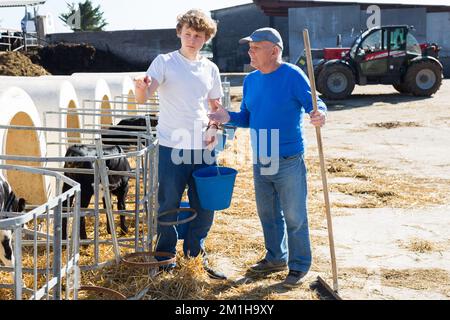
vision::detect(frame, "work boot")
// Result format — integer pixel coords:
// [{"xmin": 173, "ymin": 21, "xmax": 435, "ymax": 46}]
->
[
  {"xmin": 282, "ymin": 270, "xmax": 307, "ymax": 288},
  {"xmin": 249, "ymin": 259, "xmax": 287, "ymax": 274}
]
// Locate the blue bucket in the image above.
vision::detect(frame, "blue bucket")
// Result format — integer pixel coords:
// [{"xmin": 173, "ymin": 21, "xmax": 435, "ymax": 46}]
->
[
  {"xmin": 176, "ymin": 201, "xmax": 191, "ymax": 240},
  {"xmin": 224, "ymin": 126, "xmax": 236, "ymax": 140},
  {"xmin": 215, "ymin": 131, "xmax": 228, "ymax": 152},
  {"xmin": 192, "ymin": 166, "xmax": 238, "ymax": 210}
]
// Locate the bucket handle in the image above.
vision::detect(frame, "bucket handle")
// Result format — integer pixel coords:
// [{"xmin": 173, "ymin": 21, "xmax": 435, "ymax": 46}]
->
[{"xmin": 157, "ymin": 208, "xmax": 197, "ymax": 226}]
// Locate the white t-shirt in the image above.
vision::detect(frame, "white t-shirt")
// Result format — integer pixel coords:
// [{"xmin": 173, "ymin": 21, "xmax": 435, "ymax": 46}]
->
[{"xmin": 146, "ymin": 50, "xmax": 223, "ymax": 150}]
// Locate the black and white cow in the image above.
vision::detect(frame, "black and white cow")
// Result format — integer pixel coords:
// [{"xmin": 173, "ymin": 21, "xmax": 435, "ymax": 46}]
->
[
  {"xmin": 62, "ymin": 145, "xmax": 131, "ymax": 240},
  {"xmin": 0, "ymin": 174, "xmax": 26, "ymax": 268},
  {"xmin": 101, "ymin": 116, "xmax": 158, "ymax": 146}
]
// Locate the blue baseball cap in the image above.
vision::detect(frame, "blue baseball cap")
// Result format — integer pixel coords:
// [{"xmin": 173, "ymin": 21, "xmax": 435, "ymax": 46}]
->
[{"xmin": 239, "ymin": 27, "xmax": 284, "ymax": 51}]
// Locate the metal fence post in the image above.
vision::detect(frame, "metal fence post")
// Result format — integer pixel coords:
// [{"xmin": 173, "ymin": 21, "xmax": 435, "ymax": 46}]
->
[
  {"xmin": 53, "ymin": 198, "xmax": 63, "ymax": 299},
  {"xmin": 94, "ymin": 138, "xmax": 121, "ymax": 263},
  {"xmin": 13, "ymin": 225, "xmax": 23, "ymax": 300},
  {"xmin": 72, "ymin": 189, "xmax": 81, "ymax": 300}
]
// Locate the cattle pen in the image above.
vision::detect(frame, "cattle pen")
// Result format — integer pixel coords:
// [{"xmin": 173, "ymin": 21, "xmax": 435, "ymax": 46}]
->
[
  {"xmin": 0, "ymin": 77, "xmax": 167, "ymax": 298},
  {"xmin": 0, "ymin": 123, "xmax": 159, "ymax": 271},
  {"xmin": 0, "ymin": 80, "xmax": 231, "ymax": 300},
  {"xmin": 0, "ymin": 164, "xmax": 81, "ymax": 300}
]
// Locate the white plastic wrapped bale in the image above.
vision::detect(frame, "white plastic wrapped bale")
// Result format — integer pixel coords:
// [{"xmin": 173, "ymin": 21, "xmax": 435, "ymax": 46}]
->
[
  {"xmin": 0, "ymin": 76, "xmax": 82, "ymax": 158},
  {"xmin": 71, "ymin": 72, "xmax": 159, "ymax": 111},
  {"xmin": 41, "ymin": 75, "xmax": 113, "ymax": 128},
  {"xmin": 71, "ymin": 73, "xmax": 136, "ymax": 113},
  {"xmin": 0, "ymin": 87, "xmax": 49, "ymax": 205}
]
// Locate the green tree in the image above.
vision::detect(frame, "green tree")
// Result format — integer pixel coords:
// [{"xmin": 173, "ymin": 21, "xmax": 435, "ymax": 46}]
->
[{"xmin": 59, "ymin": 0, "xmax": 108, "ymax": 31}]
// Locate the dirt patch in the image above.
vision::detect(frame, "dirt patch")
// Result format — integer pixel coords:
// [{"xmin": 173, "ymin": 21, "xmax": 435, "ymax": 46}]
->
[
  {"xmin": 4, "ymin": 82, "xmax": 450, "ymax": 300},
  {"xmin": 368, "ymin": 121, "xmax": 421, "ymax": 129},
  {"xmin": 398, "ymin": 238, "xmax": 437, "ymax": 253},
  {"xmin": 0, "ymin": 51, "xmax": 50, "ymax": 76},
  {"xmin": 381, "ymin": 269, "xmax": 450, "ymax": 291},
  {"xmin": 306, "ymin": 157, "xmax": 450, "ymax": 209}
]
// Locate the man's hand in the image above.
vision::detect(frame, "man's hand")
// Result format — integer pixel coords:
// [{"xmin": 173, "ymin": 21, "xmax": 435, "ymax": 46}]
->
[
  {"xmin": 134, "ymin": 75, "xmax": 157, "ymax": 104},
  {"xmin": 208, "ymin": 107, "xmax": 230, "ymax": 124},
  {"xmin": 309, "ymin": 110, "xmax": 326, "ymax": 127},
  {"xmin": 134, "ymin": 75, "xmax": 151, "ymax": 90},
  {"xmin": 204, "ymin": 123, "xmax": 219, "ymax": 151},
  {"xmin": 209, "ymin": 99, "xmax": 222, "ymax": 112}
]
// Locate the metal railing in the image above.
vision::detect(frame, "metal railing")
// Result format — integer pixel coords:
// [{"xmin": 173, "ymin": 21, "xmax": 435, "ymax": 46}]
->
[
  {"xmin": 0, "ymin": 29, "xmax": 43, "ymax": 52},
  {"xmin": 0, "ymin": 124, "xmax": 158, "ymax": 272},
  {"xmin": 0, "ymin": 164, "xmax": 80, "ymax": 300}
]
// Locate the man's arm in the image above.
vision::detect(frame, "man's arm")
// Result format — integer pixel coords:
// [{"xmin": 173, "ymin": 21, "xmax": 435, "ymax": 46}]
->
[
  {"xmin": 208, "ymin": 99, "xmax": 250, "ymax": 128},
  {"xmin": 228, "ymin": 101, "xmax": 250, "ymax": 128}
]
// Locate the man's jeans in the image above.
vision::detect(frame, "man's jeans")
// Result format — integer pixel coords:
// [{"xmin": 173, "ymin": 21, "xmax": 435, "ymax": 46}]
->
[
  {"xmin": 156, "ymin": 145, "xmax": 215, "ymax": 265},
  {"xmin": 253, "ymin": 153, "xmax": 312, "ymax": 272}
]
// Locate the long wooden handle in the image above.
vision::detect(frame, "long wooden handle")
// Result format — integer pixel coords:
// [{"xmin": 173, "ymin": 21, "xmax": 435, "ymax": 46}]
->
[{"xmin": 303, "ymin": 29, "xmax": 339, "ymax": 292}]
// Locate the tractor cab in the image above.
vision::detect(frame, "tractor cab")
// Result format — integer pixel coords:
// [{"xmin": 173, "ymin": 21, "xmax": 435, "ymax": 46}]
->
[
  {"xmin": 349, "ymin": 25, "xmax": 422, "ymax": 84},
  {"xmin": 298, "ymin": 25, "xmax": 443, "ymax": 100}
]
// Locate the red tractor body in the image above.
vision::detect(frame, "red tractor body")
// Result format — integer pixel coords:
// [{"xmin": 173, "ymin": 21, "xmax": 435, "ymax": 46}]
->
[{"xmin": 297, "ymin": 26, "xmax": 443, "ymax": 99}]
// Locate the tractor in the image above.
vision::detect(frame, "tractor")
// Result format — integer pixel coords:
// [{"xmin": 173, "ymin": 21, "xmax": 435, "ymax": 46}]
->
[{"xmin": 297, "ymin": 25, "xmax": 443, "ymax": 100}]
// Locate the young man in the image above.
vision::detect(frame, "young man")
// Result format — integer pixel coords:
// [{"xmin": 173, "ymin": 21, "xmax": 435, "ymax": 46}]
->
[
  {"xmin": 208, "ymin": 28, "xmax": 327, "ymax": 287},
  {"xmin": 135, "ymin": 9, "xmax": 225, "ymax": 279}
]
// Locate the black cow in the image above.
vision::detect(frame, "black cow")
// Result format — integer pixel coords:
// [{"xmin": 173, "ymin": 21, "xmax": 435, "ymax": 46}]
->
[
  {"xmin": 0, "ymin": 174, "xmax": 26, "ymax": 268},
  {"xmin": 62, "ymin": 145, "xmax": 131, "ymax": 240},
  {"xmin": 101, "ymin": 116, "xmax": 158, "ymax": 146}
]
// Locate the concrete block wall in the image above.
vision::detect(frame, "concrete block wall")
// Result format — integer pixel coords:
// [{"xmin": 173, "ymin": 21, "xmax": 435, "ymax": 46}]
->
[
  {"xmin": 427, "ymin": 12, "xmax": 450, "ymax": 77},
  {"xmin": 288, "ymin": 5, "xmax": 449, "ymax": 77},
  {"xmin": 289, "ymin": 5, "xmax": 361, "ymax": 63},
  {"xmin": 212, "ymin": 4, "xmax": 289, "ymax": 72},
  {"xmin": 289, "ymin": 6, "xmax": 427, "ymax": 60},
  {"xmin": 46, "ymin": 29, "xmax": 180, "ymax": 69}
]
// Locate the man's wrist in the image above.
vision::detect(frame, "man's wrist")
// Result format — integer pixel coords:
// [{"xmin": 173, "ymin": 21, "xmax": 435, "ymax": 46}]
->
[
  {"xmin": 309, "ymin": 109, "xmax": 327, "ymax": 116},
  {"xmin": 207, "ymin": 122, "xmax": 219, "ymax": 130}
]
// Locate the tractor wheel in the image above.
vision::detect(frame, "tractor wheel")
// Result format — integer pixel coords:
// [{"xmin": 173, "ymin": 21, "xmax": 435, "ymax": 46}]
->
[
  {"xmin": 404, "ymin": 60, "xmax": 442, "ymax": 96},
  {"xmin": 317, "ymin": 64, "xmax": 355, "ymax": 100},
  {"xmin": 393, "ymin": 83, "xmax": 410, "ymax": 94}
]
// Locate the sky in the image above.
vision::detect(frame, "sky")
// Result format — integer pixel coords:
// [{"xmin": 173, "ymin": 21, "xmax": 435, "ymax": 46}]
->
[{"xmin": 0, "ymin": 0, "xmax": 253, "ymax": 33}]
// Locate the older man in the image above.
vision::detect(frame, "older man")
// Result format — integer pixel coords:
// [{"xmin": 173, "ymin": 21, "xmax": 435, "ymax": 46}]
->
[{"xmin": 208, "ymin": 27, "xmax": 327, "ymax": 288}]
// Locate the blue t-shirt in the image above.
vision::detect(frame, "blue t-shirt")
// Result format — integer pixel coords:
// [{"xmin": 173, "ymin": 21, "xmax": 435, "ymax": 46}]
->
[{"xmin": 228, "ymin": 63, "xmax": 327, "ymax": 158}]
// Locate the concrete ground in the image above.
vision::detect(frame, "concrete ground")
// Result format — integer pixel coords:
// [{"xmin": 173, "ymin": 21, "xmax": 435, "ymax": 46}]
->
[
  {"xmin": 308, "ymin": 80, "xmax": 450, "ymax": 299},
  {"xmin": 216, "ymin": 80, "xmax": 450, "ymax": 300}
]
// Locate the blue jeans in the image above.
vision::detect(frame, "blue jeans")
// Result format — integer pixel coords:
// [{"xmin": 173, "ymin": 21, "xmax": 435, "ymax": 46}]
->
[
  {"xmin": 253, "ymin": 153, "xmax": 312, "ymax": 272},
  {"xmin": 156, "ymin": 145, "xmax": 215, "ymax": 265}
]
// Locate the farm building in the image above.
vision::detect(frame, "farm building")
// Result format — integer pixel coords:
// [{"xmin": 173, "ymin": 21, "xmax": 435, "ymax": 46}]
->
[
  {"xmin": 211, "ymin": 0, "xmax": 450, "ymax": 76},
  {"xmin": 211, "ymin": 3, "xmax": 290, "ymax": 73}
]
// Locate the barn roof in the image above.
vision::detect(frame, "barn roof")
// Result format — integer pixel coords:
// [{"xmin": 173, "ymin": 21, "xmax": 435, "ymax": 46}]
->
[{"xmin": 253, "ymin": 0, "xmax": 450, "ymax": 16}]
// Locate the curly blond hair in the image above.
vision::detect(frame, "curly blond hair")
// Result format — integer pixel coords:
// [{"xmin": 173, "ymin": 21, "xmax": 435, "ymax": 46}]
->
[{"xmin": 176, "ymin": 9, "xmax": 217, "ymax": 41}]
